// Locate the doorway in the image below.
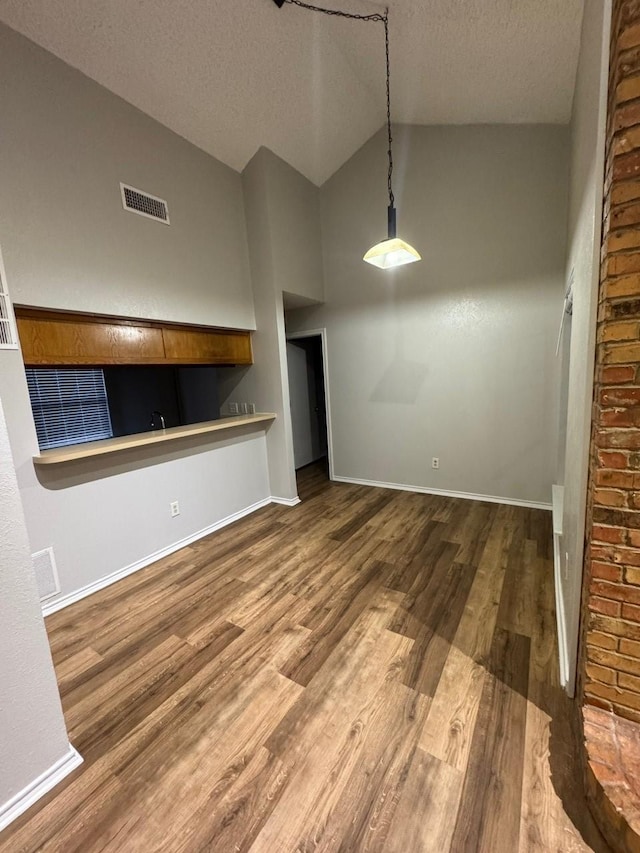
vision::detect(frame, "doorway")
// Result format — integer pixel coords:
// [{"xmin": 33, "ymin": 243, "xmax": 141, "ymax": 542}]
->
[{"xmin": 286, "ymin": 331, "xmax": 331, "ymax": 487}]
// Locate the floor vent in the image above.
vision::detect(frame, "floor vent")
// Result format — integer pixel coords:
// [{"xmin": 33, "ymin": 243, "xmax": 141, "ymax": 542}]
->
[
  {"xmin": 0, "ymin": 247, "xmax": 18, "ymax": 349},
  {"xmin": 32, "ymin": 547, "xmax": 60, "ymax": 602},
  {"xmin": 120, "ymin": 183, "xmax": 170, "ymax": 224}
]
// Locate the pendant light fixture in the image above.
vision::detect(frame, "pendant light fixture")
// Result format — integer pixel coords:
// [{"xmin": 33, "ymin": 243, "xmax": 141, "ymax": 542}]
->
[{"xmin": 273, "ymin": 0, "xmax": 421, "ymax": 270}]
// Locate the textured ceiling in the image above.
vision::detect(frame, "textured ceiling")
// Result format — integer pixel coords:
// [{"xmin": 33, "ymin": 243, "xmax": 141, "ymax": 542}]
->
[{"xmin": 0, "ymin": 0, "xmax": 584, "ymax": 185}]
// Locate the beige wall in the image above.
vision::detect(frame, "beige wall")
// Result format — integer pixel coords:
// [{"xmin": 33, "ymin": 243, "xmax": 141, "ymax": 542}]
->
[
  {"xmin": 288, "ymin": 123, "xmax": 569, "ymax": 506},
  {"xmin": 0, "ymin": 23, "xmax": 254, "ymax": 330},
  {"xmin": 221, "ymin": 147, "xmax": 324, "ymax": 500},
  {"xmin": 559, "ymin": 0, "xmax": 610, "ymax": 694},
  {"xmin": 0, "ymin": 396, "xmax": 72, "ymax": 821},
  {"xmin": 0, "ymin": 22, "xmax": 270, "ymax": 610}
]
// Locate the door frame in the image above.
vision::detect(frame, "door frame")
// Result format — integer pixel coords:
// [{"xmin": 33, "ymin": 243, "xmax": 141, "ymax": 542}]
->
[{"xmin": 286, "ymin": 329, "xmax": 334, "ymax": 481}]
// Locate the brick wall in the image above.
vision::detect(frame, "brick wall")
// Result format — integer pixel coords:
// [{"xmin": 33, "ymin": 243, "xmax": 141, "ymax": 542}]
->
[{"xmin": 582, "ymin": 0, "xmax": 640, "ymax": 723}]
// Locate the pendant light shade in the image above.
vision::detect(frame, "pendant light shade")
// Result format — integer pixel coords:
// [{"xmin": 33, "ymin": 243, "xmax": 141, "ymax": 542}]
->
[
  {"xmin": 363, "ymin": 238, "xmax": 421, "ymax": 269},
  {"xmin": 274, "ymin": 0, "xmax": 421, "ymax": 269},
  {"xmin": 364, "ymin": 205, "xmax": 421, "ymax": 269}
]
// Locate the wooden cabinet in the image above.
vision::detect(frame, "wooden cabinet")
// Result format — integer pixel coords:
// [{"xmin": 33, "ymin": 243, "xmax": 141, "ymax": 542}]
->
[
  {"xmin": 16, "ymin": 307, "xmax": 253, "ymax": 367},
  {"xmin": 162, "ymin": 327, "xmax": 252, "ymax": 364}
]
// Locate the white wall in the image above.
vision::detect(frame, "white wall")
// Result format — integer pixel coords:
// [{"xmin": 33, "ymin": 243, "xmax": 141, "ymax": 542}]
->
[
  {"xmin": 0, "ymin": 394, "xmax": 73, "ymax": 821},
  {"xmin": 560, "ymin": 0, "xmax": 611, "ymax": 693},
  {"xmin": 0, "ymin": 23, "xmax": 272, "ymax": 608},
  {"xmin": 288, "ymin": 124, "xmax": 569, "ymax": 506}
]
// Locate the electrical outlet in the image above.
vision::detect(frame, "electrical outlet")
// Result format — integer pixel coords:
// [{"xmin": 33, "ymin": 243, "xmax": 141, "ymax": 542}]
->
[
  {"xmin": 229, "ymin": 402, "xmax": 239, "ymax": 415},
  {"xmin": 170, "ymin": 501, "xmax": 180, "ymax": 518},
  {"xmin": 432, "ymin": 457, "xmax": 440, "ymax": 469}
]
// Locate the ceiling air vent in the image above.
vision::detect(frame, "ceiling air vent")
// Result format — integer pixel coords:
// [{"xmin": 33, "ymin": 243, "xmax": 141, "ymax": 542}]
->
[
  {"xmin": 0, "ymin": 246, "xmax": 19, "ymax": 350},
  {"xmin": 120, "ymin": 183, "xmax": 170, "ymax": 225}
]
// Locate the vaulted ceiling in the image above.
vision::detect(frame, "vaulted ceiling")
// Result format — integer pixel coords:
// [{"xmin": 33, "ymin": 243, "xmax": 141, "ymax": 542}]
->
[{"xmin": 0, "ymin": 0, "xmax": 584, "ymax": 185}]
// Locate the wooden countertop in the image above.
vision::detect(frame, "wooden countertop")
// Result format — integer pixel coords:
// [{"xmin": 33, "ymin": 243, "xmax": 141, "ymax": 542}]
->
[{"xmin": 33, "ymin": 413, "xmax": 276, "ymax": 466}]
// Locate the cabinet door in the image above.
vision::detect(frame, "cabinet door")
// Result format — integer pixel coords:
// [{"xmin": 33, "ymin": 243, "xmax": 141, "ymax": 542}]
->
[
  {"xmin": 162, "ymin": 328, "xmax": 252, "ymax": 364},
  {"xmin": 17, "ymin": 316, "xmax": 165, "ymax": 365}
]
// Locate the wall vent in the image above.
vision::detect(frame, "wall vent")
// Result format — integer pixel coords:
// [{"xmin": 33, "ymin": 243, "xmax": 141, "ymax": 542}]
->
[
  {"xmin": 120, "ymin": 183, "xmax": 170, "ymax": 224},
  {"xmin": 0, "ymin": 246, "xmax": 19, "ymax": 349},
  {"xmin": 32, "ymin": 547, "xmax": 61, "ymax": 602}
]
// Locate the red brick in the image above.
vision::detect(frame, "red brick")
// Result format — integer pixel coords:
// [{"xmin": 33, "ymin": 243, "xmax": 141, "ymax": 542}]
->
[
  {"xmin": 594, "ymin": 487, "xmax": 628, "ymax": 507},
  {"xmin": 601, "ymin": 366, "xmax": 636, "ymax": 385},
  {"xmin": 603, "ymin": 277, "xmax": 640, "ymax": 301},
  {"xmin": 593, "ymin": 524, "xmax": 627, "ymax": 544},
  {"xmin": 605, "ymin": 252, "xmax": 640, "ymax": 276},
  {"xmin": 597, "ymin": 428, "xmax": 640, "ymax": 449},
  {"xmin": 592, "ymin": 507, "xmax": 640, "ymax": 528},
  {"xmin": 590, "ymin": 580, "xmax": 640, "ymax": 605},
  {"xmin": 597, "ymin": 450, "xmax": 630, "ymax": 469},
  {"xmin": 601, "ymin": 387, "xmax": 640, "ymax": 407},
  {"xmin": 596, "ymin": 469, "xmax": 636, "ymax": 488},
  {"xmin": 604, "ymin": 342, "xmax": 640, "ymax": 364},
  {"xmin": 588, "ymin": 681, "xmax": 640, "ymax": 710},
  {"xmin": 586, "ymin": 663, "xmax": 618, "ymax": 685},
  {"xmin": 618, "ymin": 670, "xmax": 640, "ymax": 692},
  {"xmin": 592, "ymin": 561, "xmax": 623, "ymax": 582},
  {"xmin": 591, "ymin": 613, "xmax": 640, "ymax": 640},
  {"xmin": 629, "ymin": 530, "xmax": 640, "ymax": 547},
  {"xmin": 613, "ymin": 547, "xmax": 640, "ymax": 567},
  {"xmin": 587, "ymin": 630, "xmax": 619, "ymax": 651},
  {"xmin": 584, "ymin": 693, "xmax": 613, "ymax": 712},
  {"xmin": 600, "ymin": 407, "xmax": 640, "ymax": 427},
  {"xmin": 611, "ymin": 202, "xmax": 640, "ymax": 229},
  {"xmin": 588, "ymin": 647, "xmax": 640, "ymax": 676},
  {"xmin": 614, "ymin": 150, "xmax": 640, "ymax": 180},
  {"xmin": 607, "ymin": 227, "xmax": 640, "ymax": 252},
  {"xmin": 623, "ymin": 602, "xmax": 640, "ymax": 622},
  {"xmin": 611, "ymin": 179, "xmax": 640, "ymax": 207},
  {"xmin": 591, "ymin": 545, "xmax": 617, "ymax": 562},
  {"xmin": 620, "ymin": 637, "xmax": 640, "ymax": 657},
  {"xmin": 612, "ymin": 703, "xmax": 640, "ymax": 723},
  {"xmin": 619, "ymin": 23, "xmax": 640, "ymax": 52},
  {"xmin": 608, "ymin": 297, "xmax": 640, "ymax": 319},
  {"xmin": 591, "ymin": 596, "xmax": 622, "ymax": 617}
]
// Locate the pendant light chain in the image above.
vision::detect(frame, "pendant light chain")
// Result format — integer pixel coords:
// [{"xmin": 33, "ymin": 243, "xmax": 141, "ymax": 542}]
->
[
  {"xmin": 283, "ymin": 0, "xmax": 394, "ymax": 208},
  {"xmin": 384, "ymin": 14, "xmax": 393, "ymax": 209}
]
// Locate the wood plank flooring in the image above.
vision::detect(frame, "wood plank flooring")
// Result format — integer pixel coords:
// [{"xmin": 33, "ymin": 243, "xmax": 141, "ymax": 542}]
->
[{"xmin": 0, "ymin": 462, "xmax": 610, "ymax": 852}]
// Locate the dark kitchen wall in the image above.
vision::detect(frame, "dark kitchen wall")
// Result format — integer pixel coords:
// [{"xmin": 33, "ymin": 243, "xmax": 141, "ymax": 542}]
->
[
  {"xmin": 104, "ymin": 366, "xmax": 181, "ymax": 437},
  {"xmin": 104, "ymin": 365, "xmax": 221, "ymax": 437}
]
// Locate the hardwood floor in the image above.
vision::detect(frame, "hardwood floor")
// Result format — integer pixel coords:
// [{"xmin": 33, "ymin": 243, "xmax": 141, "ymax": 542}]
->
[{"xmin": 1, "ymin": 463, "xmax": 610, "ymax": 852}]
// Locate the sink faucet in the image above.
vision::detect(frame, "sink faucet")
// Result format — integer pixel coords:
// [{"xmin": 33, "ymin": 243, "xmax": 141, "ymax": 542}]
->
[{"xmin": 151, "ymin": 410, "xmax": 166, "ymax": 430}]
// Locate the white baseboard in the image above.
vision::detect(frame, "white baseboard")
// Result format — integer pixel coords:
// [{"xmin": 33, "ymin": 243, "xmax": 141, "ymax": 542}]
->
[
  {"xmin": 42, "ymin": 497, "xmax": 273, "ymax": 616},
  {"xmin": 553, "ymin": 532, "xmax": 572, "ymax": 696},
  {"xmin": 331, "ymin": 475, "xmax": 552, "ymax": 511},
  {"xmin": 0, "ymin": 744, "xmax": 82, "ymax": 833},
  {"xmin": 270, "ymin": 495, "xmax": 301, "ymax": 507}
]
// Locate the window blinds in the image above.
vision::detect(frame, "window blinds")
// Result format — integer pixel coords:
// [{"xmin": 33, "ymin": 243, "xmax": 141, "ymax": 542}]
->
[{"xmin": 26, "ymin": 368, "xmax": 113, "ymax": 450}]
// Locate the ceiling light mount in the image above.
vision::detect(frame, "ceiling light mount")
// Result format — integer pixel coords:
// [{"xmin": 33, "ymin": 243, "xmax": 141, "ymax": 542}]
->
[{"xmin": 273, "ymin": 0, "xmax": 421, "ymax": 269}]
